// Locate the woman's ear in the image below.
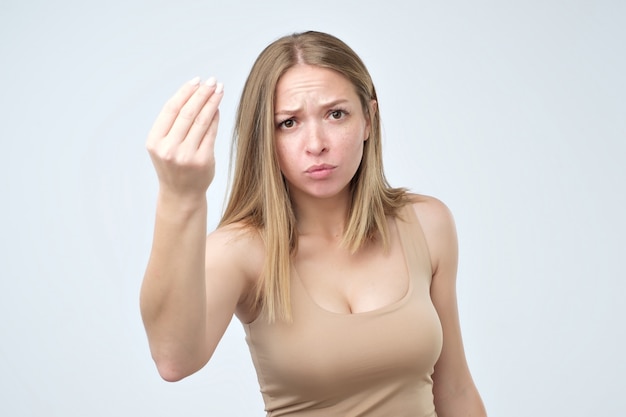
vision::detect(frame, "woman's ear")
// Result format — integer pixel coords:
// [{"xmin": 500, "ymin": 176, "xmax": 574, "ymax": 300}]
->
[
  {"xmin": 364, "ymin": 99, "xmax": 377, "ymax": 141},
  {"xmin": 369, "ymin": 99, "xmax": 378, "ymax": 118}
]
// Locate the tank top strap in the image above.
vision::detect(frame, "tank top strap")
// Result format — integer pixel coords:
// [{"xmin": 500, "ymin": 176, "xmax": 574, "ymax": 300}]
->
[{"xmin": 395, "ymin": 202, "xmax": 433, "ymax": 284}]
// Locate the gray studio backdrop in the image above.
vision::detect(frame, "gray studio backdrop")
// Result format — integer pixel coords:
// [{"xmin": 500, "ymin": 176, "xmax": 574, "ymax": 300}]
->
[{"xmin": 1, "ymin": 1, "xmax": 624, "ymax": 416}]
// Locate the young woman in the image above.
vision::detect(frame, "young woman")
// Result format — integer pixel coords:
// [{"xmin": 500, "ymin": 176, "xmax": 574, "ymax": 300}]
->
[{"xmin": 141, "ymin": 31, "xmax": 486, "ymax": 417}]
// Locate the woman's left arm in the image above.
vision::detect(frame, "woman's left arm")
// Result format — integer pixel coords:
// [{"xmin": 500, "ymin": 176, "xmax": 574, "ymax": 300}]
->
[{"xmin": 413, "ymin": 196, "xmax": 487, "ymax": 417}]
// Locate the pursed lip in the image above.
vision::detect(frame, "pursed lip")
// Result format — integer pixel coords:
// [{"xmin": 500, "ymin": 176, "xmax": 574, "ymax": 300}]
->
[{"xmin": 305, "ymin": 163, "xmax": 336, "ymax": 173}]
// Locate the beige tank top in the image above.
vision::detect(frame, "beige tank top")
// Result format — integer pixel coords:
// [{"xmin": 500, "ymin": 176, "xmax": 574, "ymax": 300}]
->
[{"xmin": 244, "ymin": 204, "xmax": 443, "ymax": 416}]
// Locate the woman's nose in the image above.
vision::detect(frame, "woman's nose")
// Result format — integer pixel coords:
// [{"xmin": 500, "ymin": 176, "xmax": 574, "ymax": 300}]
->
[{"xmin": 304, "ymin": 123, "xmax": 328, "ymax": 155}]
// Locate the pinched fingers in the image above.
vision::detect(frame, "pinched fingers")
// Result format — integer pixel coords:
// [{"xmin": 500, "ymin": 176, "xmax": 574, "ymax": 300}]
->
[
  {"xmin": 165, "ymin": 77, "xmax": 222, "ymax": 147},
  {"xmin": 145, "ymin": 76, "xmax": 224, "ymax": 194},
  {"xmin": 147, "ymin": 76, "xmax": 223, "ymax": 147},
  {"xmin": 147, "ymin": 77, "xmax": 202, "ymax": 148},
  {"xmin": 180, "ymin": 81, "xmax": 224, "ymax": 153}
]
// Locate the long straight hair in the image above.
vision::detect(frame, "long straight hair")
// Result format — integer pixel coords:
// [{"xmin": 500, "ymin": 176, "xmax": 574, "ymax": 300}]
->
[{"xmin": 219, "ymin": 31, "xmax": 407, "ymax": 322}]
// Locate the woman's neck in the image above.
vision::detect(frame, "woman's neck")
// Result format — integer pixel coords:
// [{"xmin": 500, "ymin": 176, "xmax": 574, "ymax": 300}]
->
[{"xmin": 290, "ymin": 188, "xmax": 352, "ymax": 240}]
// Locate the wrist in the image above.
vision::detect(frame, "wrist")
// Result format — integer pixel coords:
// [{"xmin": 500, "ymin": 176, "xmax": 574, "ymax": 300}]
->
[{"xmin": 156, "ymin": 190, "xmax": 208, "ymax": 221}]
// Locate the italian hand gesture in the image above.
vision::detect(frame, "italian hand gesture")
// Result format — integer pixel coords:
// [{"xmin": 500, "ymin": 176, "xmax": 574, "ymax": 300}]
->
[{"xmin": 146, "ymin": 77, "xmax": 224, "ymax": 200}]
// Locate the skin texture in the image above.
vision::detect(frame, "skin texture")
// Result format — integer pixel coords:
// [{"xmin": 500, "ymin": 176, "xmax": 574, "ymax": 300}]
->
[
  {"xmin": 141, "ymin": 66, "xmax": 486, "ymax": 416},
  {"xmin": 274, "ymin": 65, "xmax": 370, "ymax": 205}
]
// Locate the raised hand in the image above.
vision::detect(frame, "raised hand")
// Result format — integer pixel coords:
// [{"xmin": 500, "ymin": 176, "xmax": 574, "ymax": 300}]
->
[{"xmin": 146, "ymin": 77, "xmax": 224, "ymax": 201}]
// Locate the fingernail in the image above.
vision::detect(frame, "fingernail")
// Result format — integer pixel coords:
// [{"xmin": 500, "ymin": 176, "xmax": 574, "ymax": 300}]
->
[
  {"xmin": 205, "ymin": 76, "xmax": 217, "ymax": 87},
  {"xmin": 215, "ymin": 82, "xmax": 224, "ymax": 94},
  {"xmin": 189, "ymin": 76, "xmax": 200, "ymax": 86}
]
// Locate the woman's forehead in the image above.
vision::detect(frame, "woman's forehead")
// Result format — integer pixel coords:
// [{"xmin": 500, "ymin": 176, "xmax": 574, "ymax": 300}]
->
[{"xmin": 274, "ymin": 65, "xmax": 359, "ymax": 108}]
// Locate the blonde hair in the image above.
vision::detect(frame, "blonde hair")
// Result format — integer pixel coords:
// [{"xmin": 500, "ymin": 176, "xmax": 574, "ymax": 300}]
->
[{"xmin": 219, "ymin": 31, "xmax": 407, "ymax": 321}]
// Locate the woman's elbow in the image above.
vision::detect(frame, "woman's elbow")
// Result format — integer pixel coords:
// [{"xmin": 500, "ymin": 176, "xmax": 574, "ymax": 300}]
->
[
  {"xmin": 156, "ymin": 362, "xmax": 187, "ymax": 382},
  {"xmin": 152, "ymin": 353, "xmax": 205, "ymax": 382}
]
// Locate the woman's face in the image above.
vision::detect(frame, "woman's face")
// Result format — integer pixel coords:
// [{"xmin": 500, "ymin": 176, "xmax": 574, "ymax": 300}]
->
[{"xmin": 274, "ymin": 64, "xmax": 371, "ymax": 202}]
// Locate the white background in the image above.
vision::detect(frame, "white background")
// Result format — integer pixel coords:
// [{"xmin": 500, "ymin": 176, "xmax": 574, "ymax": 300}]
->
[{"xmin": 1, "ymin": 1, "xmax": 624, "ymax": 416}]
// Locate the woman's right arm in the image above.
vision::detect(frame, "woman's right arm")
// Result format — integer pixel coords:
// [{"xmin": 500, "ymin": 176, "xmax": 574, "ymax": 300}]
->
[{"xmin": 140, "ymin": 77, "xmax": 244, "ymax": 382}]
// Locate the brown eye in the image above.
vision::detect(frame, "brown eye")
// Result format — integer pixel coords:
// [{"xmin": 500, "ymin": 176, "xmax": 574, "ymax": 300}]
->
[
  {"xmin": 281, "ymin": 119, "xmax": 295, "ymax": 128},
  {"xmin": 330, "ymin": 110, "xmax": 345, "ymax": 119}
]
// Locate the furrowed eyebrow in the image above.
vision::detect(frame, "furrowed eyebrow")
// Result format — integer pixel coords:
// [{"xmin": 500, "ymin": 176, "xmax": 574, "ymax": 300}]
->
[
  {"xmin": 321, "ymin": 98, "xmax": 350, "ymax": 109},
  {"xmin": 274, "ymin": 99, "xmax": 350, "ymax": 117},
  {"xmin": 274, "ymin": 109, "xmax": 300, "ymax": 117}
]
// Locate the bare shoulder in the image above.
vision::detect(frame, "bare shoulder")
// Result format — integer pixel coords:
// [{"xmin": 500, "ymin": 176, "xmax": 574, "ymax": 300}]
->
[
  {"xmin": 204, "ymin": 222, "xmax": 265, "ymax": 322},
  {"xmin": 205, "ymin": 222, "xmax": 265, "ymax": 281},
  {"xmin": 206, "ymin": 221, "xmax": 264, "ymax": 255},
  {"xmin": 405, "ymin": 193, "xmax": 458, "ymax": 273},
  {"xmin": 407, "ymin": 193, "xmax": 456, "ymax": 230}
]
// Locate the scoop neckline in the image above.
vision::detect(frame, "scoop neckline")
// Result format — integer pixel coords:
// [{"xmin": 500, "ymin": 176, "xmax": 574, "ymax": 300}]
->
[{"xmin": 292, "ymin": 215, "xmax": 413, "ymax": 317}]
